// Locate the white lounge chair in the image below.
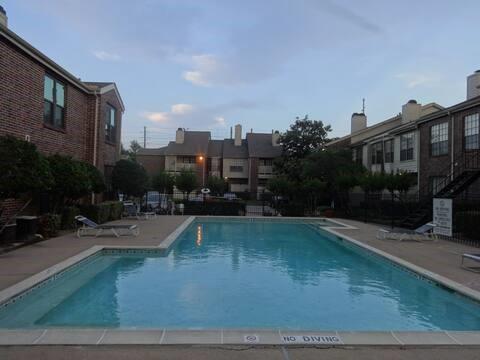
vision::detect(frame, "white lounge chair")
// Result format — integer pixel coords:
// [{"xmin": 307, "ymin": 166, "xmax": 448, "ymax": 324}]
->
[
  {"xmin": 376, "ymin": 222, "xmax": 437, "ymax": 242},
  {"xmin": 75, "ymin": 215, "xmax": 139, "ymax": 238},
  {"xmin": 461, "ymin": 253, "xmax": 480, "ymax": 273}
]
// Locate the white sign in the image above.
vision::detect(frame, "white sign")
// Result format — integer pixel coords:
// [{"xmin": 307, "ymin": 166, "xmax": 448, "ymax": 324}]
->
[
  {"xmin": 433, "ymin": 198, "xmax": 452, "ymax": 237},
  {"xmin": 281, "ymin": 334, "xmax": 342, "ymax": 345}
]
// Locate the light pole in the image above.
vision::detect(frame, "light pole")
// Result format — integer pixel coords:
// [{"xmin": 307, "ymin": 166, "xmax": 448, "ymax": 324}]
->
[{"xmin": 199, "ymin": 155, "xmax": 205, "ymax": 186}]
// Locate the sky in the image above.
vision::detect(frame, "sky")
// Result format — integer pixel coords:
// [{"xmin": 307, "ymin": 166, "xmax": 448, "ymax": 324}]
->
[{"xmin": 2, "ymin": 0, "xmax": 480, "ymax": 148}]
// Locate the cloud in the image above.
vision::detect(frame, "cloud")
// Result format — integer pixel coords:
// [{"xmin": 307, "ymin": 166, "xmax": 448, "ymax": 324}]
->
[
  {"xmin": 93, "ymin": 50, "xmax": 121, "ymax": 61},
  {"xmin": 171, "ymin": 103, "xmax": 194, "ymax": 115},
  {"xmin": 142, "ymin": 111, "xmax": 169, "ymax": 123},
  {"xmin": 214, "ymin": 117, "xmax": 226, "ymax": 127},
  {"xmin": 395, "ymin": 73, "xmax": 440, "ymax": 88}
]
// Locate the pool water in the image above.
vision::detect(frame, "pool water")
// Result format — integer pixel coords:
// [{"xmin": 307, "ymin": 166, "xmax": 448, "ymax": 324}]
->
[{"xmin": 1, "ymin": 219, "xmax": 480, "ymax": 330}]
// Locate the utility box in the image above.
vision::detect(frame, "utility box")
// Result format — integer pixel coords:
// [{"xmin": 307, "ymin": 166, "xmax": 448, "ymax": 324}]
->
[{"xmin": 15, "ymin": 216, "xmax": 38, "ymax": 242}]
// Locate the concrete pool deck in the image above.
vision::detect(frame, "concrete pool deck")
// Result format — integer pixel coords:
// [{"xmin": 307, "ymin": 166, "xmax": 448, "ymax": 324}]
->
[{"xmin": 1, "ymin": 216, "xmax": 480, "ymax": 355}]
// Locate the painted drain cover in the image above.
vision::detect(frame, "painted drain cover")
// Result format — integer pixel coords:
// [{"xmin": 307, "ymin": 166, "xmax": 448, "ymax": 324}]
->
[{"xmin": 244, "ymin": 334, "xmax": 259, "ymax": 343}]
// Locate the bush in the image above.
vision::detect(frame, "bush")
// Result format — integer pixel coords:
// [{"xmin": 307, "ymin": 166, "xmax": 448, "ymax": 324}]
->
[
  {"xmin": 37, "ymin": 213, "xmax": 61, "ymax": 239},
  {"xmin": 79, "ymin": 201, "xmax": 123, "ymax": 224},
  {"xmin": 112, "ymin": 159, "xmax": 149, "ymax": 198},
  {"xmin": 455, "ymin": 211, "xmax": 480, "ymax": 240},
  {"xmin": 61, "ymin": 206, "xmax": 80, "ymax": 229},
  {"xmin": 182, "ymin": 200, "xmax": 245, "ymax": 215}
]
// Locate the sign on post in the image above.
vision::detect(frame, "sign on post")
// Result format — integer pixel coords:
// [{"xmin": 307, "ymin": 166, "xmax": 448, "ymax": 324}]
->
[{"xmin": 433, "ymin": 198, "xmax": 452, "ymax": 237}]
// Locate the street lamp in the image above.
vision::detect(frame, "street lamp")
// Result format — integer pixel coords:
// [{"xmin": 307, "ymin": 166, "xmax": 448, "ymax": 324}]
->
[{"xmin": 198, "ymin": 155, "xmax": 205, "ymax": 186}]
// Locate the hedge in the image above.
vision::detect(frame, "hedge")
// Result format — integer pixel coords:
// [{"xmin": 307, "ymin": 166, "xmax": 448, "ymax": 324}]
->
[
  {"xmin": 182, "ymin": 200, "xmax": 246, "ymax": 216},
  {"xmin": 79, "ymin": 201, "xmax": 123, "ymax": 224},
  {"xmin": 61, "ymin": 206, "xmax": 80, "ymax": 229},
  {"xmin": 455, "ymin": 211, "xmax": 480, "ymax": 240}
]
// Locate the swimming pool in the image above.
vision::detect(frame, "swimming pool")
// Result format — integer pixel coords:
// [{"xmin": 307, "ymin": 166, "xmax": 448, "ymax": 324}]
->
[{"xmin": 1, "ymin": 218, "xmax": 480, "ymax": 331}]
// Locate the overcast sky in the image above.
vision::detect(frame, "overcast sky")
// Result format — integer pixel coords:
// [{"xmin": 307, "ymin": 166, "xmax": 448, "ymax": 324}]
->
[{"xmin": 3, "ymin": 0, "xmax": 480, "ymax": 147}]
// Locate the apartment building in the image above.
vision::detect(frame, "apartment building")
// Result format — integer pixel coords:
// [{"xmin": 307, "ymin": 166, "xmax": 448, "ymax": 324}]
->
[
  {"xmin": 137, "ymin": 125, "xmax": 282, "ymax": 193},
  {"xmin": 416, "ymin": 71, "xmax": 480, "ymax": 197},
  {"xmin": 0, "ymin": 7, "xmax": 124, "ymax": 174},
  {"xmin": 327, "ymin": 100, "xmax": 444, "ymax": 186},
  {"xmin": 0, "ymin": 7, "xmax": 124, "ymax": 216}
]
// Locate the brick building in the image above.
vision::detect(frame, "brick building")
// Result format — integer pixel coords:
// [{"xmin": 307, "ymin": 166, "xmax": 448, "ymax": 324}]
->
[{"xmin": 0, "ymin": 7, "xmax": 124, "ymax": 217}]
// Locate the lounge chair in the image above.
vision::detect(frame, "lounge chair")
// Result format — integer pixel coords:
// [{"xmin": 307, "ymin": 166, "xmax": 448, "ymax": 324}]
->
[
  {"xmin": 376, "ymin": 222, "xmax": 437, "ymax": 242},
  {"xmin": 461, "ymin": 253, "xmax": 480, "ymax": 273},
  {"xmin": 123, "ymin": 201, "xmax": 157, "ymax": 220},
  {"xmin": 75, "ymin": 215, "xmax": 139, "ymax": 238}
]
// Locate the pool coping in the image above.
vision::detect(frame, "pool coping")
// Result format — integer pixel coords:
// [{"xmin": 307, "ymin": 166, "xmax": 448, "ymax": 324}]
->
[{"xmin": 0, "ymin": 216, "xmax": 480, "ymax": 346}]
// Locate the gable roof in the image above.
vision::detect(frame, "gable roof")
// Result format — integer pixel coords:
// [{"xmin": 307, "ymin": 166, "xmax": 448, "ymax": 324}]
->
[
  {"xmin": 223, "ymin": 139, "xmax": 249, "ymax": 158},
  {"xmin": 246, "ymin": 133, "xmax": 282, "ymax": 158},
  {"xmin": 137, "ymin": 146, "xmax": 167, "ymax": 156},
  {"xmin": 164, "ymin": 131, "xmax": 210, "ymax": 156},
  {"xmin": 207, "ymin": 140, "xmax": 223, "ymax": 157}
]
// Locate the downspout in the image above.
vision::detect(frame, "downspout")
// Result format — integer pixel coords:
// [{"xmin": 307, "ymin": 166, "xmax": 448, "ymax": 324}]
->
[
  {"xmin": 450, "ymin": 111, "xmax": 454, "ymax": 180},
  {"xmin": 91, "ymin": 90, "xmax": 100, "ymax": 204}
]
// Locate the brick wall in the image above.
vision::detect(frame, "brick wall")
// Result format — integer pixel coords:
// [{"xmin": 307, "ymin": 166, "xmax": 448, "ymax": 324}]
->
[
  {"xmin": 0, "ymin": 34, "xmax": 123, "ymax": 219},
  {"xmin": 418, "ymin": 103, "xmax": 480, "ymax": 196},
  {"xmin": 137, "ymin": 154, "xmax": 165, "ymax": 176}
]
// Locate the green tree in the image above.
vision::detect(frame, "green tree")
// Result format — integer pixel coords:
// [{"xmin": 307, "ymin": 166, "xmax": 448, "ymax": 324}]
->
[
  {"xmin": 111, "ymin": 159, "xmax": 149, "ymax": 198},
  {"xmin": 48, "ymin": 155, "xmax": 105, "ymax": 208},
  {"xmin": 302, "ymin": 178, "xmax": 327, "ymax": 213},
  {"xmin": 275, "ymin": 115, "xmax": 332, "ymax": 181},
  {"xmin": 206, "ymin": 176, "xmax": 227, "ymax": 196},
  {"xmin": 266, "ymin": 176, "xmax": 294, "ymax": 197},
  {"xmin": 175, "ymin": 170, "xmax": 198, "ymax": 199},
  {"xmin": 152, "ymin": 171, "xmax": 175, "ymax": 194},
  {"xmin": 0, "ymin": 136, "xmax": 53, "ymax": 199}
]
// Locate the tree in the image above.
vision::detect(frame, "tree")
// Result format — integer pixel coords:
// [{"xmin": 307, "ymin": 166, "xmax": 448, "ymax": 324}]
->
[
  {"xmin": 152, "ymin": 171, "xmax": 175, "ymax": 194},
  {"xmin": 47, "ymin": 154, "xmax": 106, "ymax": 209},
  {"xmin": 121, "ymin": 140, "xmax": 143, "ymax": 161},
  {"xmin": 0, "ymin": 136, "xmax": 53, "ymax": 199},
  {"xmin": 275, "ymin": 115, "xmax": 332, "ymax": 181},
  {"xmin": 266, "ymin": 176, "xmax": 294, "ymax": 197},
  {"xmin": 206, "ymin": 176, "xmax": 227, "ymax": 196},
  {"xmin": 111, "ymin": 159, "xmax": 149, "ymax": 198},
  {"xmin": 175, "ymin": 170, "xmax": 197, "ymax": 199},
  {"xmin": 302, "ymin": 178, "xmax": 327, "ymax": 212}
]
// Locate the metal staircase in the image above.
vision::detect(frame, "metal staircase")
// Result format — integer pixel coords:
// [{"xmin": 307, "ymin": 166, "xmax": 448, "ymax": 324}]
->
[{"xmin": 399, "ymin": 150, "xmax": 480, "ymax": 229}]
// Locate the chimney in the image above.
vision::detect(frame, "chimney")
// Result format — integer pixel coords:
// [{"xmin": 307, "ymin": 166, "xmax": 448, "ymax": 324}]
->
[
  {"xmin": 467, "ymin": 70, "xmax": 480, "ymax": 100},
  {"xmin": 351, "ymin": 113, "xmax": 367, "ymax": 134},
  {"xmin": 234, "ymin": 124, "xmax": 242, "ymax": 146},
  {"xmin": 0, "ymin": 6, "xmax": 7, "ymax": 28},
  {"xmin": 401, "ymin": 99, "xmax": 422, "ymax": 123},
  {"xmin": 175, "ymin": 128, "xmax": 185, "ymax": 144},
  {"xmin": 272, "ymin": 130, "xmax": 280, "ymax": 146}
]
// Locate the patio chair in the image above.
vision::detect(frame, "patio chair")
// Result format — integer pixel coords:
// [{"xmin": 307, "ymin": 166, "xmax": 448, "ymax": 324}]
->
[
  {"xmin": 75, "ymin": 215, "xmax": 139, "ymax": 238},
  {"xmin": 122, "ymin": 201, "xmax": 157, "ymax": 220},
  {"xmin": 461, "ymin": 253, "xmax": 480, "ymax": 273},
  {"xmin": 376, "ymin": 222, "xmax": 437, "ymax": 242}
]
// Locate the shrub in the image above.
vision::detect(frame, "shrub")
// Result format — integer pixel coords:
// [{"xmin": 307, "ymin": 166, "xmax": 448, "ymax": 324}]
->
[
  {"xmin": 206, "ymin": 176, "xmax": 227, "ymax": 195},
  {"xmin": 151, "ymin": 171, "xmax": 175, "ymax": 194},
  {"xmin": 61, "ymin": 206, "xmax": 80, "ymax": 229},
  {"xmin": 107, "ymin": 201, "xmax": 123, "ymax": 221},
  {"xmin": 175, "ymin": 170, "xmax": 198, "ymax": 198},
  {"xmin": 0, "ymin": 135, "xmax": 53, "ymax": 199},
  {"xmin": 37, "ymin": 213, "xmax": 61, "ymax": 239},
  {"xmin": 455, "ymin": 211, "xmax": 480, "ymax": 240},
  {"xmin": 79, "ymin": 201, "xmax": 123, "ymax": 224}
]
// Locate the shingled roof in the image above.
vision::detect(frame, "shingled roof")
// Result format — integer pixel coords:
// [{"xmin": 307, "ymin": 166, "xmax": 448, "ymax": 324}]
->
[
  {"xmin": 164, "ymin": 131, "xmax": 210, "ymax": 156},
  {"xmin": 207, "ymin": 140, "xmax": 223, "ymax": 157},
  {"xmin": 246, "ymin": 133, "xmax": 282, "ymax": 158},
  {"xmin": 222, "ymin": 139, "xmax": 249, "ymax": 158},
  {"xmin": 137, "ymin": 146, "xmax": 167, "ymax": 156}
]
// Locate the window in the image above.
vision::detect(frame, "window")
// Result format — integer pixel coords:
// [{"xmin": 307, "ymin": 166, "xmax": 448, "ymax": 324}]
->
[
  {"xmin": 429, "ymin": 176, "xmax": 446, "ymax": 195},
  {"xmin": 352, "ymin": 146, "xmax": 363, "ymax": 165},
  {"xmin": 259, "ymin": 159, "xmax": 273, "ymax": 166},
  {"xmin": 400, "ymin": 132, "xmax": 415, "ymax": 161},
  {"xmin": 384, "ymin": 139, "xmax": 394, "ymax": 163},
  {"xmin": 464, "ymin": 113, "xmax": 479, "ymax": 150},
  {"xmin": 230, "ymin": 165, "xmax": 243, "ymax": 173},
  {"xmin": 430, "ymin": 122, "xmax": 448, "ymax": 156},
  {"xmin": 178, "ymin": 156, "xmax": 196, "ymax": 164},
  {"xmin": 370, "ymin": 142, "xmax": 383, "ymax": 165},
  {"xmin": 105, "ymin": 104, "xmax": 116, "ymax": 142},
  {"xmin": 43, "ymin": 75, "xmax": 65, "ymax": 128}
]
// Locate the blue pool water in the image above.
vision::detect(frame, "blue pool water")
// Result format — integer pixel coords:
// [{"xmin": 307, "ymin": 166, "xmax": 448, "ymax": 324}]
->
[{"xmin": 1, "ymin": 219, "xmax": 480, "ymax": 330}]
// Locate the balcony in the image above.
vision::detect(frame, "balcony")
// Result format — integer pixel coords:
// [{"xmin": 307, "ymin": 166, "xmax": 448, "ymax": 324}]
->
[{"xmin": 258, "ymin": 165, "xmax": 273, "ymax": 178}]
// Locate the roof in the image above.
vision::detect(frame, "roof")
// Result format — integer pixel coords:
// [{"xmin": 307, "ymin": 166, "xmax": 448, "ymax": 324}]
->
[
  {"xmin": 207, "ymin": 140, "xmax": 223, "ymax": 157},
  {"xmin": 222, "ymin": 139, "xmax": 249, "ymax": 159},
  {"xmin": 246, "ymin": 133, "xmax": 282, "ymax": 158},
  {"xmin": 164, "ymin": 131, "xmax": 210, "ymax": 156},
  {"xmin": 137, "ymin": 146, "xmax": 167, "ymax": 156},
  {"xmin": 418, "ymin": 95, "xmax": 480, "ymax": 125},
  {"xmin": 0, "ymin": 25, "xmax": 125, "ymax": 111}
]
